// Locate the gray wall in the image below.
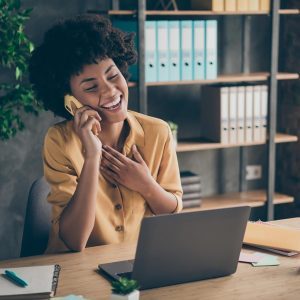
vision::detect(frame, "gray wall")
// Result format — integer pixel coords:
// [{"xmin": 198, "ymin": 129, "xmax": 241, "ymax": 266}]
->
[{"xmin": 0, "ymin": 1, "xmax": 287, "ymax": 260}]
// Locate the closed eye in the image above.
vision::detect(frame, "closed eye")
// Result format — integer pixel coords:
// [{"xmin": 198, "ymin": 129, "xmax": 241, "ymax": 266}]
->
[
  {"xmin": 108, "ymin": 73, "xmax": 119, "ymax": 80},
  {"xmin": 85, "ymin": 85, "xmax": 97, "ymax": 92}
]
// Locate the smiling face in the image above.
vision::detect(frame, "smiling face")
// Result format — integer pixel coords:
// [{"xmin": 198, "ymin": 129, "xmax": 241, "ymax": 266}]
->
[{"xmin": 69, "ymin": 58, "xmax": 129, "ymax": 124}]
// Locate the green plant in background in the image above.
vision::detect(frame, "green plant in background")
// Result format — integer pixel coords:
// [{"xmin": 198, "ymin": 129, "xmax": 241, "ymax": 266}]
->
[
  {"xmin": 111, "ymin": 277, "xmax": 139, "ymax": 295},
  {"xmin": 167, "ymin": 120, "xmax": 178, "ymax": 132},
  {"xmin": 0, "ymin": 0, "xmax": 41, "ymax": 141}
]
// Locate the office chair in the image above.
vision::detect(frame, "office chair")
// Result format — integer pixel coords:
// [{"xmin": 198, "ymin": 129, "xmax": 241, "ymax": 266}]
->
[{"xmin": 20, "ymin": 177, "xmax": 51, "ymax": 257}]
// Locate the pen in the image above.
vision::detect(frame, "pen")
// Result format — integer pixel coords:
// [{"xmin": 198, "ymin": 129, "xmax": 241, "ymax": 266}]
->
[{"xmin": 3, "ymin": 270, "xmax": 28, "ymax": 287}]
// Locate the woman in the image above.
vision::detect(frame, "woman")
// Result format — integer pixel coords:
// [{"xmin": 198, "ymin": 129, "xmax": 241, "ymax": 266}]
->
[{"xmin": 29, "ymin": 15, "xmax": 182, "ymax": 254}]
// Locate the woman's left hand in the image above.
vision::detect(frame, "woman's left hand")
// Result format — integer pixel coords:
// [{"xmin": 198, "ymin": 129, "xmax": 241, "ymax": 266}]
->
[{"xmin": 100, "ymin": 144, "xmax": 154, "ymax": 194}]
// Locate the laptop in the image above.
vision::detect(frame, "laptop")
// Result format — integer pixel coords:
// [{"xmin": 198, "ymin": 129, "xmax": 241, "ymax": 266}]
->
[{"xmin": 99, "ymin": 206, "xmax": 251, "ymax": 290}]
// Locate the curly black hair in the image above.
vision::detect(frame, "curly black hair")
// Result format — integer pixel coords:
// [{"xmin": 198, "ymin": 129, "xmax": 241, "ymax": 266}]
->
[{"xmin": 29, "ymin": 14, "xmax": 137, "ymax": 119}]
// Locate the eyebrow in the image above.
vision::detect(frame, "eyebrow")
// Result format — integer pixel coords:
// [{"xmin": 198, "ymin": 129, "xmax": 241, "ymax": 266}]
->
[{"xmin": 80, "ymin": 64, "xmax": 116, "ymax": 85}]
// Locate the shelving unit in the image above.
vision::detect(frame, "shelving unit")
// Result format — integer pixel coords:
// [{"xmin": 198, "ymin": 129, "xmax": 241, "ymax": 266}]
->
[
  {"xmin": 98, "ymin": 0, "xmax": 299, "ymax": 220},
  {"xmin": 176, "ymin": 133, "xmax": 298, "ymax": 152},
  {"xmin": 183, "ymin": 190, "xmax": 294, "ymax": 213}
]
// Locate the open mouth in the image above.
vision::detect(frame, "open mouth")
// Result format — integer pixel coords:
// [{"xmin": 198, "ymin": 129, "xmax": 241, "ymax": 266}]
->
[{"xmin": 100, "ymin": 95, "xmax": 122, "ymax": 111}]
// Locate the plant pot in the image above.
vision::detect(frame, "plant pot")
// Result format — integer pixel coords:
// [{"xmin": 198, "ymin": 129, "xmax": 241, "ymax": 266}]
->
[{"xmin": 110, "ymin": 290, "xmax": 140, "ymax": 300}]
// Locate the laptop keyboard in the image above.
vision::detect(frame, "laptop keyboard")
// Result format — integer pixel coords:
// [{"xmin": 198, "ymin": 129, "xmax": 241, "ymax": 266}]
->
[{"xmin": 117, "ymin": 271, "xmax": 132, "ymax": 279}]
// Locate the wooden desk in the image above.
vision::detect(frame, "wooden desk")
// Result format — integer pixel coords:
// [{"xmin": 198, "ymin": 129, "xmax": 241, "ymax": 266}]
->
[{"xmin": 1, "ymin": 218, "xmax": 300, "ymax": 300}]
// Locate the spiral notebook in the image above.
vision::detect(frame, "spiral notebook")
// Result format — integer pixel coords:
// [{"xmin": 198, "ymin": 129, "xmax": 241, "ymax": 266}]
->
[{"xmin": 0, "ymin": 264, "xmax": 60, "ymax": 299}]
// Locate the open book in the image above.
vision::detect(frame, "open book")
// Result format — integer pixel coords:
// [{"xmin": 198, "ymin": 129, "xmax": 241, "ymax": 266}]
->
[
  {"xmin": 0, "ymin": 264, "xmax": 60, "ymax": 300},
  {"xmin": 243, "ymin": 221, "xmax": 300, "ymax": 253}
]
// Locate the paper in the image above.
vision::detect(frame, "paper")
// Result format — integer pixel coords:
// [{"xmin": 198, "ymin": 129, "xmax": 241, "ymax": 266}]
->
[
  {"xmin": 239, "ymin": 252, "xmax": 265, "ymax": 263},
  {"xmin": 252, "ymin": 254, "xmax": 280, "ymax": 267}
]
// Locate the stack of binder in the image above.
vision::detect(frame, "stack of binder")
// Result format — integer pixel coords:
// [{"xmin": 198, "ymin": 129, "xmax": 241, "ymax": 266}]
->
[
  {"xmin": 201, "ymin": 84, "xmax": 268, "ymax": 144},
  {"xmin": 180, "ymin": 171, "xmax": 202, "ymax": 208},
  {"xmin": 191, "ymin": 0, "xmax": 270, "ymax": 12},
  {"xmin": 113, "ymin": 19, "xmax": 218, "ymax": 82}
]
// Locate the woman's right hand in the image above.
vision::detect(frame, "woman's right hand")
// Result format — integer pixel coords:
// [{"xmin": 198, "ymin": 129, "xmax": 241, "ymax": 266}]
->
[{"xmin": 73, "ymin": 106, "xmax": 102, "ymax": 159}]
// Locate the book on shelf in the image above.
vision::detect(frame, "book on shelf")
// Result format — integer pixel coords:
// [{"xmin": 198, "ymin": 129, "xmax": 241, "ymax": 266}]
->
[
  {"xmin": 182, "ymin": 199, "xmax": 202, "ymax": 208},
  {"xmin": 182, "ymin": 183, "xmax": 202, "ymax": 194},
  {"xmin": 180, "ymin": 171, "xmax": 201, "ymax": 185},
  {"xmin": 183, "ymin": 191, "xmax": 202, "ymax": 201},
  {"xmin": 0, "ymin": 264, "xmax": 60, "ymax": 300}
]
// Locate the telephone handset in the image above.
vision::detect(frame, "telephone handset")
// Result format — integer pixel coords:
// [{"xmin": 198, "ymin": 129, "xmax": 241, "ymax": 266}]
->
[
  {"xmin": 64, "ymin": 94, "xmax": 99, "ymax": 135},
  {"xmin": 64, "ymin": 94, "xmax": 83, "ymax": 116}
]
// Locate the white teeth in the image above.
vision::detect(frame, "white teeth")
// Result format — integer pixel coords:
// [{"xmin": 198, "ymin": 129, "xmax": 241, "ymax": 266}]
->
[{"xmin": 102, "ymin": 96, "xmax": 121, "ymax": 109}]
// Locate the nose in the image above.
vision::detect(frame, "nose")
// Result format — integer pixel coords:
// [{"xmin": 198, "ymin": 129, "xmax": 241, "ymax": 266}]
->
[{"xmin": 99, "ymin": 80, "xmax": 117, "ymax": 101}]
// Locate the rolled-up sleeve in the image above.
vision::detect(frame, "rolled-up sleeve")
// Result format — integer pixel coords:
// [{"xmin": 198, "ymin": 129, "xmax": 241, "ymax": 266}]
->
[
  {"xmin": 43, "ymin": 126, "xmax": 78, "ymax": 253},
  {"xmin": 156, "ymin": 125, "xmax": 183, "ymax": 213}
]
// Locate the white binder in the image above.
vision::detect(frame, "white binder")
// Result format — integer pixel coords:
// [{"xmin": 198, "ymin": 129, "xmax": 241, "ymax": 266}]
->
[
  {"xmin": 229, "ymin": 86, "xmax": 238, "ymax": 144},
  {"xmin": 157, "ymin": 21, "xmax": 169, "ymax": 82},
  {"xmin": 237, "ymin": 86, "xmax": 245, "ymax": 143},
  {"xmin": 168, "ymin": 21, "xmax": 180, "ymax": 81},
  {"xmin": 221, "ymin": 87, "xmax": 230, "ymax": 144},
  {"xmin": 261, "ymin": 85, "xmax": 268, "ymax": 142},
  {"xmin": 253, "ymin": 85, "xmax": 261, "ymax": 142},
  {"xmin": 245, "ymin": 86, "xmax": 253, "ymax": 143}
]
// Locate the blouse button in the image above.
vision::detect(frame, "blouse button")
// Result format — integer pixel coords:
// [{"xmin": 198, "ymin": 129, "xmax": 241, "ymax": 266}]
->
[
  {"xmin": 115, "ymin": 225, "xmax": 124, "ymax": 232},
  {"xmin": 115, "ymin": 203, "xmax": 122, "ymax": 210}
]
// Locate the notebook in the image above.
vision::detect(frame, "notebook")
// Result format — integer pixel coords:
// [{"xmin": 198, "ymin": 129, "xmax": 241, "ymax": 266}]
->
[
  {"xmin": 243, "ymin": 221, "xmax": 300, "ymax": 253},
  {"xmin": 0, "ymin": 264, "xmax": 60, "ymax": 299}
]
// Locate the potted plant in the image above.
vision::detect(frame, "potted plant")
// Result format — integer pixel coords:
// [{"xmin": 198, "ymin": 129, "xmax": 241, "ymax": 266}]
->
[
  {"xmin": 167, "ymin": 120, "xmax": 178, "ymax": 148},
  {"xmin": 110, "ymin": 277, "xmax": 140, "ymax": 300},
  {"xmin": 0, "ymin": 0, "xmax": 41, "ymax": 141}
]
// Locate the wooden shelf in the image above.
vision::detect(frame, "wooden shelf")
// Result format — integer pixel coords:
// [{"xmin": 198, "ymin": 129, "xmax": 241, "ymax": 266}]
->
[
  {"xmin": 107, "ymin": 9, "xmax": 300, "ymax": 16},
  {"xmin": 182, "ymin": 190, "xmax": 294, "ymax": 213},
  {"xmin": 176, "ymin": 133, "xmax": 298, "ymax": 152},
  {"xmin": 127, "ymin": 81, "xmax": 137, "ymax": 88},
  {"xmin": 146, "ymin": 72, "xmax": 299, "ymax": 87},
  {"xmin": 279, "ymin": 9, "xmax": 300, "ymax": 15}
]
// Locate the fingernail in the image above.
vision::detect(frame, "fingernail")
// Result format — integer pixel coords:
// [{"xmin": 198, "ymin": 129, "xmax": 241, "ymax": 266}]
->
[{"xmin": 132, "ymin": 144, "xmax": 137, "ymax": 151}]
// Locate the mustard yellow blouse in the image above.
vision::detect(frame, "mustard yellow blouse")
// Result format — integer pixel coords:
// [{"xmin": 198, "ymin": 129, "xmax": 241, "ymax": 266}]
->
[{"xmin": 43, "ymin": 110, "xmax": 183, "ymax": 254}]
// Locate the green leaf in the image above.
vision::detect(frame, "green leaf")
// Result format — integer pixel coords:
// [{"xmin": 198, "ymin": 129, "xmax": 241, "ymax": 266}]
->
[
  {"xmin": 29, "ymin": 42, "xmax": 34, "ymax": 53},
  {"xmin": 15, "ymin": 67, "xmax": 21, "ymax": 80}
]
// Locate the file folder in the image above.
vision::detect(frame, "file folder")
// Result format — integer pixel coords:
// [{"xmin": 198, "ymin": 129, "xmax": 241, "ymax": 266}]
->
[
  {"xmin": 237, "ymin": 86, "xmax": 245, "ymax": 143},
  {"xmin": 237, "ymin": 0, "xmax": 248, "ymax": 11},
  {"xmin": 244, "ymin": 221, "xmax": 300, "ymax": 253},
  {"xmin": 157, "ymin": 21, "xmax": 169, "ymax": 82},
  {"xmin": 229, "ymin": 86, "xmax": 238, "ymax": 144},
  {"xmin": 180, "ymin": 21, "xmax": 193, "ymax": 81},
  {"xmin": 245, "ymin": 86, "xmax": 253, "ymax": 143},
  {"xmin": 145, "ymin": 21, "xmax": 157, "ymax": 82},
  {"xmin": 249, "ymin": 0, "xmax": 259, "ymax": 11},
  {"xmin": 225, "ymin": 0, "xmax": 236, "ymax": 11},
  {"xmin": 261, "ymin": 85, "xmax": 268, "ymax": 142},
  {"xmin": 253, "ymin": 85, "xmax": 261, "ymax": 142},
  {"xmin": 205, "ymin": 20, "xmax": 218, "ymax": 80},
  {"xmin": 260, "ymin": 0, "xmax": 270, "ymax": 11},
  {"xmin": 112, "ymin": 20, "xmax": 138, "ymax": 81},
  {"xmin": 201, "ymin": 86, "xmax": 229, "ymax": 143},
  {"xmin": 193, "ymin": 20, "xmax": 205, "ymax": 80},
  {"xmin": 168, "ymin": 21, "xmax": 180, "ymax": 81}
]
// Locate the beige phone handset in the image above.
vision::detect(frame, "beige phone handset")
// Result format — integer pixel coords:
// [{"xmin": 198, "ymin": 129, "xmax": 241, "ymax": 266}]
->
[
  {"xmin": 64, "ymin": 94, "xmax": 99, "ymax": 135},
  {"xmin": 64, "ymin": 94, "xmax": 83, "ymax": 116}
]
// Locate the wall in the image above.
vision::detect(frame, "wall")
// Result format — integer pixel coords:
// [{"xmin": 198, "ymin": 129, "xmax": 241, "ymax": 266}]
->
[{"xmin": 0, "ymin": 0, "xmax": 108, "ymax": 260}]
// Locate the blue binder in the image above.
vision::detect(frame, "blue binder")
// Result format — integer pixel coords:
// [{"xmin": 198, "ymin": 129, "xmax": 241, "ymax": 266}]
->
[
  {"xmin": 112, "ymin": 20, "xmax": 138, "ymax": 82},
  {"xmin": 180, "ymin": 20, "xmax": 193, "ymax": 81},
  {"xmin": 168, "ymin": 21, "xmax": 180, "ymax": 81},
  {"xmin": 205, "ymin": 20, "xmax": 218, "ymax": 79},
  {"xmin": 145, "ymin": 21, "xmax": 157, "ymax": 82},
  {"xmin": 157, "ymin": 21, "xmax": 169, "ymax": 82},
  {"xmin": 193, "ymin": 20, "xmax": 205, "ymax": 80}
]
